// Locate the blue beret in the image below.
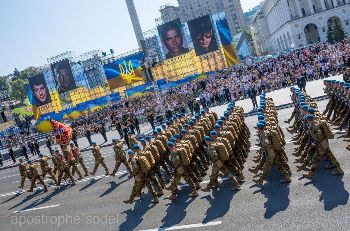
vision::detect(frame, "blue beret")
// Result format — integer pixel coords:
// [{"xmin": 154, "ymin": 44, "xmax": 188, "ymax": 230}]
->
[
  {"xmin": 256, "ymin": 122, "xmax": 265, "ymax": 129},
  {"xmin": 140, "ymin": 139, "xmax": 146, "ymax": 143},
  {"xmin": 169, "ymin": 137, "xmax": 176, "ymax": 143},
  {"xmin": 157, "ymin": 128, "xmax": 162, "ymax": 132},
  {"xmin": 112, "ymin": 139, "xmax": 117, "ymax": 142},
  {"xmin": 302, "ymin": 105, "xmax": 308, "ymax": 110},
  {"xmin": 174, "ymin": 134, "xmax": 180, "ymax": 139},
  {"xmin": 180, "ymin": 129, "xmax": 187, "ymax": 134},
  {"xmin": 168, "ymin": 142, "xmax": 174, "ymax": 147},
  {"xmin": 183, "ymin": 124, "xmax": 189, "ymax": 128},
  {"xmin": 214, "ymin": 124, "xmax": 220, "ymax": 129},
  {"xmin": 92, "ymin": 142, "xmax": 96, "ymax": 145},
  {"xmin": 162, "ymin": 124, "xmax": 166, "ymax": 128},
  {"xmin": 133, "ymin": 144, "xmax": 140, "ymax": 150},
  {"xmin": 217, "ymin": 120, "xmax": 223, "ymax": 125},
  {"xmin": 145, "ymin": 136, "xmax": 151, "ymax": 140},
  {"xmin": 210, "ymin": 130, "xmax": 218, "ymax": 136},
  {"xmin": 258, "ymin": 115, "xmax": 265, "ymax": 121},
  {"xmin": 195, "ymin": 115, "xmax": 200, "ymax": 119},
  {"xmin": 305, "ymin": 114, "xmax": 314, "ymax": 120},
  {"xmin": 27, "ymin": 160, "xmax": 32, "ymax": 164},
  {"xmin": 204, "ymin": 136, "xmax": 213, "ymax": 142},
  {"xmin": 189, "ymin": 120, "xmax": 195, "ymax": 125},
  {"xmin": 308, "ymin": 108, "xmax": 315, "ymax": 114},
  {"xmin": 153, "ymin": 130, "xmax": 158, "ymax": 135},
  {"xmin": 220, "ymin": 116, "xmax": 225, "ymax": 120},
  {"xmin": 128, "ymin": 131, "xmax": 133, "ymax": 134},
  {"xmin": 128, "ymin": 150, "xmax": 134, "ymax": 155},
  {"xmin": 257, "ymin": 108, "xmax": 263, "ymax": 113}
]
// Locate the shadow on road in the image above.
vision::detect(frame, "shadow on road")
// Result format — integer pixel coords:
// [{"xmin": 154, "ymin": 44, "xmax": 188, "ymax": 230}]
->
[
  {"xmin": 118, "ymin": 195, "xmax": 156, "ymax": 231},
  {"xmin": 161, "ymin": 188, "xmax": 195, "ymax": 228},
  {"xmin": 79, "ymin": 178, "xmax": 101, "ymax": 191},
  {"xmin": 304, "ymin": 162, "xmax": 349, "ymax": 211},
  {"xmin": 1, "ymin": 193, "xmax": 22, "ymax": 204},
  {"xmin": 8, "ymin": 191, "xmax": 42, "ymax": 210},
  {"xmin": 253, "ymin": 167, "xmax": 290, "ymax": 219},
  {"xmin": 18, "ymin": 185, "xmax": 69, "ymax": 211},
  {"xmin": 202, "ymin": 180, "xmax": 236, "ymax": 223},
  {"xmin": 100, "ymin": 179, "xmax": 128, "ymax": 198}
]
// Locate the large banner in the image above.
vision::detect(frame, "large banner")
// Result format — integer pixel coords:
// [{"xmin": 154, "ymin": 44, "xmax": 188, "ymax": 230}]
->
[
  {"xmin": 103, "ymin": 52, "xmax": 145, "ymax": 90},
  {"xmin": 28, "ymin": 73, "xmax": 52, "ymax": 106},
  {"xmin": 51, "ymin": 59, "xmax": 77, "ymax": 93},
  {"xmin": 188, "ymin": 15, "xmax": 218, "ymax": 56},
  {"xmin": 157, "ymin": 19, "xmax": 189, "ymax": 59},
  {"xmin": 215, "ymin": 18, "xmax": 238, "ymax": 66}
]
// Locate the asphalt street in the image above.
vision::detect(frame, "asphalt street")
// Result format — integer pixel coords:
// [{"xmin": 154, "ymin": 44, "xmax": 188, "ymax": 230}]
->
[{"xmin": 0, "ymin": 98, "xmax": 349, "ymax": 231}]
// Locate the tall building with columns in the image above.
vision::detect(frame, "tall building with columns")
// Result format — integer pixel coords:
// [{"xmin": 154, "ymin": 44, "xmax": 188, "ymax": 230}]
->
[
  {"xmin": 125, "ymin": 0, "xmax": 144, "ymax": 48},
  {"xmin": 252, "ymin": 0, "xmax": 350, "ymax": 54}
]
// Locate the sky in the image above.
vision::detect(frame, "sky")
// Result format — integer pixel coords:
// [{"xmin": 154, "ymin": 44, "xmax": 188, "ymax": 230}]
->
[{"xmin": 0, "ymin": 0, "xmax": 260, "ymax": 76}]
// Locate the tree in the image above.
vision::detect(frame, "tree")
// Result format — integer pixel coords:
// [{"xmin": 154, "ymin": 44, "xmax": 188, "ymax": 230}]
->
[
  {"xmin": 12, "ymin": 66, "xmax": 38, "ymax": 81},
  {"xmin": 10, "ymin": 79, "xmax": 27, "ymax": 104},
  {"xmin": 327, "ymin": 17, "xmax": 346, "ymax": 44},
  {"xmin": 0, "ymin": 77, "xmax": 9, "ymax": 91}
]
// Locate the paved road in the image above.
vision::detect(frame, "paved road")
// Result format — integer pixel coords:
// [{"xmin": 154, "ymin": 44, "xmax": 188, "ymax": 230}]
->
[{"xmin": 0, "ymin": 99, "xmax": 349, "ymax": 231}]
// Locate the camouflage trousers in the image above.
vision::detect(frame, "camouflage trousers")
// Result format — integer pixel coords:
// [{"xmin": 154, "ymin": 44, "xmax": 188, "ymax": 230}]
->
[
  {"xmin": 262, "ymin": 148, "xmax": 291, "ymax": 179},
  {"xmin": 72, "ymin": 156, "xmax": 89, "ymax": 176},
  {"xmin": 91, "ymin": 158, "xmax": 109, "ymax": 175},
  {"xmin": 311, "ymin": 140, "xmax": 340, "ymax": 173},
  {"xmin": 111, "ymin": 158, "xmax": 132, "ymax": 175},
  {"xmin": 169, "ymin": 166, "xmax": 196, "ymax": 193},
  {"xmin": 29, "ymin": 175, "xmax": 48, "ymax": 191},
  {"xmin": 206, "ymin": 161, "xmax": 239, "ymax": 188},
  {"xmin": 42, "ymin": 167, "xmax": 58, "ymax": 185},
  {"xmin": 128, "ymin": 174, "xmax": 157, "ymax": 201}
]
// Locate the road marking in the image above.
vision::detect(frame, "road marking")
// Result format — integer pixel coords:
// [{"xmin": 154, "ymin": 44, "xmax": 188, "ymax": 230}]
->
[
  {"xmin": 13, "ymin": 204, "xmax": 61, "ymax": 214},
  {"xmin": 140, "ymin": 221, "xmax": 222, "ymax": 231}
]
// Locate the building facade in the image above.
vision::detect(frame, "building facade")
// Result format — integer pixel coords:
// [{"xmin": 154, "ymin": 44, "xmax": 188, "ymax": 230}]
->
[
  {"xmin": 159, "ymin": 0, "xmax": 246, "ymax": 37},
  {"xmin": 253, "ymin": 0, "xmax": 350, "ymax": 54}
]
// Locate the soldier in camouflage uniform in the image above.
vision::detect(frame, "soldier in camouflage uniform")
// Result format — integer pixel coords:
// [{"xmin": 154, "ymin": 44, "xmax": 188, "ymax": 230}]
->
[
  {"xmin": 202, "ymin": 136, "xmax": 240, "ymax": 192},
  {"xmin": 302, "ymin": 114, "xmax": 343, "ymax": 178},
  {"xmin": 38, "ymin": 154, "xmax": 58, "ymax": 186},
  {"xmin": 123, "ymin": 150, "xmax": 159, "ymax": 204},
  {"xmin": 110, "ymin": 139, "xmax": 132, "ymax": 178},
  {"xmin": 26, "ymin": 160, "xmax": 48, "ymax": 192},
  {"xmin": 166, "ymin": 141, "xmax": 199, "ymax": 200},
  {"xmin": 54, "ymin": 150, "xmax": 76, "ymax": 186},
  {"xmin": 70, "ymin": 143, "xmax": 89, "ymax": 177},
  {"xmin": 18, "ymin": 157, "xmax": 28, "ymax": 189},
  {"xmin": 90, "ymin": 142, "xmax": 109, "ymax": 176},
  {"xmin": 62, "ymin": 145, "xmax": 83, "ymax": 180}
]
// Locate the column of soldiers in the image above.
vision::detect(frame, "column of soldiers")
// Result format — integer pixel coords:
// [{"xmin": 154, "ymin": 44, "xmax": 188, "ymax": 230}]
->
[
  {"xmin": 285, "ymin": 87, "xmax": 344, "ymax": 178},
  {"xmin": 249, "ymin": 94, "xmax": 292, "ymax": 185},
  {"xmin": 17, "ymin": 143, "xmax": 90, "ymax": 192},
  {"xmin": 322, "ymin": 80, "xmax": 350, "ymax": 151},
  {"xmin": 124, "ymin": 103, "xmax": 251, "ymax": 204}
]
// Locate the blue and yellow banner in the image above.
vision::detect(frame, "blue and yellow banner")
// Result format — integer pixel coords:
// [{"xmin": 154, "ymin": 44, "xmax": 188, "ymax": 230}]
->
[
  {"xmin": 103, "ymin": 52, "xmax": 145, "ymax": 89},
  {"xmin": 216, "ymin": 18, "xmax": 239, "ymax": 67}
]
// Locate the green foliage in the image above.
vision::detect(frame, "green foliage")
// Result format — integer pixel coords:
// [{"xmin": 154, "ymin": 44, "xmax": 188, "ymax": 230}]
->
[
  {"xmin": 10, "ymin": 79, "xmax": 28, "ymax": 104},
  {"xmin": 0, "ymin": 77, "xmax": 9, "ymax": 90},
  {"xmin": 12, "ymin": 66, "xmax": 38, "ymax": 81},
  {"xmin": 12, "ymin": 106, "xmax": 33, "ymax": 117},
  {"xmin": 327, "ymin": 17, "xmax": 346, "ymax": 44}
]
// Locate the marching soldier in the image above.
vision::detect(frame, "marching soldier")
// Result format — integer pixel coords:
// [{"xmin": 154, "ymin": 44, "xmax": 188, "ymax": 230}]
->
[
  {"xmin": 123, "ymin": 150, "xmax": 159, "ymax": 204},
  {"xmin": 302, "ymin": 114, "xmax": 343, "ymax": 178},
  {"xmin": 38, "ymin": 154, "xmax": 58, "ymax": 186},
  {"xmin": 110, "ymin": 139, "xmax": 132, "ymax": 178},
  {"xmin": 18, "ymin": 157, "xmax": 28, "ymax": 189},
  {"xmin": 90, "ymin": 142, "xmax": 109, "ymax": 176},
  {"xmin": 62, "ymin": 145, "xmax": 83, "ymax": 180},
  {"xmin": 70, "ymin": 143, "xmax": 89, "ymax": 177},
  {"xmin": 166, "ymin": 141, "xmax": 199, "ymax": 201},
  {"xmin": 202, "ymin": 136, "xmax": 240, "ymax": 192},
  {"xmin": 54, "ymin": 149, "xmax": 76, "ymax": 186},
  {"xmin": 26, "ymin": 160, "xmax": 48, "ymax": 192}
]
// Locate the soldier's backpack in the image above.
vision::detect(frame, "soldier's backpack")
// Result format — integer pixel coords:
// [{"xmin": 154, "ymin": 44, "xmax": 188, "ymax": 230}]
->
[
  {"xmin": 143, "ymin": 151, "xmax": 155, "ymax": 167},
  {"xmin": 137, "ymin": 156, "xmax": 151, "ymax": 173},
  {"xmin": 178, "ymin": 147, "xmax": 190, "ymax": 166},
  {"xmin": 212, "ymin": 142, "xmax": 229, "ymax": 161},
  {"xmin": 319, "ymin": 121, "xmax": 334, "ymax": 139}
]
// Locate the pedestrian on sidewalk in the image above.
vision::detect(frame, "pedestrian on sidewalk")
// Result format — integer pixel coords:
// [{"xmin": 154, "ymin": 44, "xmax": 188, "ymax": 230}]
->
[
  {"xmin": 21, "ymin": 144, "xmax": 29, "ymax": 160},
  {"xmin": 34, "ymin": 140, "xmax": 41, "ymax": 155},
  {"xmin": 46, "ymin": 137, "xmax": 53, "ymax": 154},
  {"xmin": 84, "ymin": 127, "xmax": 92, "ymax": 146},
  {"xmin": 8, "ymin": 144, "xmax": 16, "ymax": 164}
]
